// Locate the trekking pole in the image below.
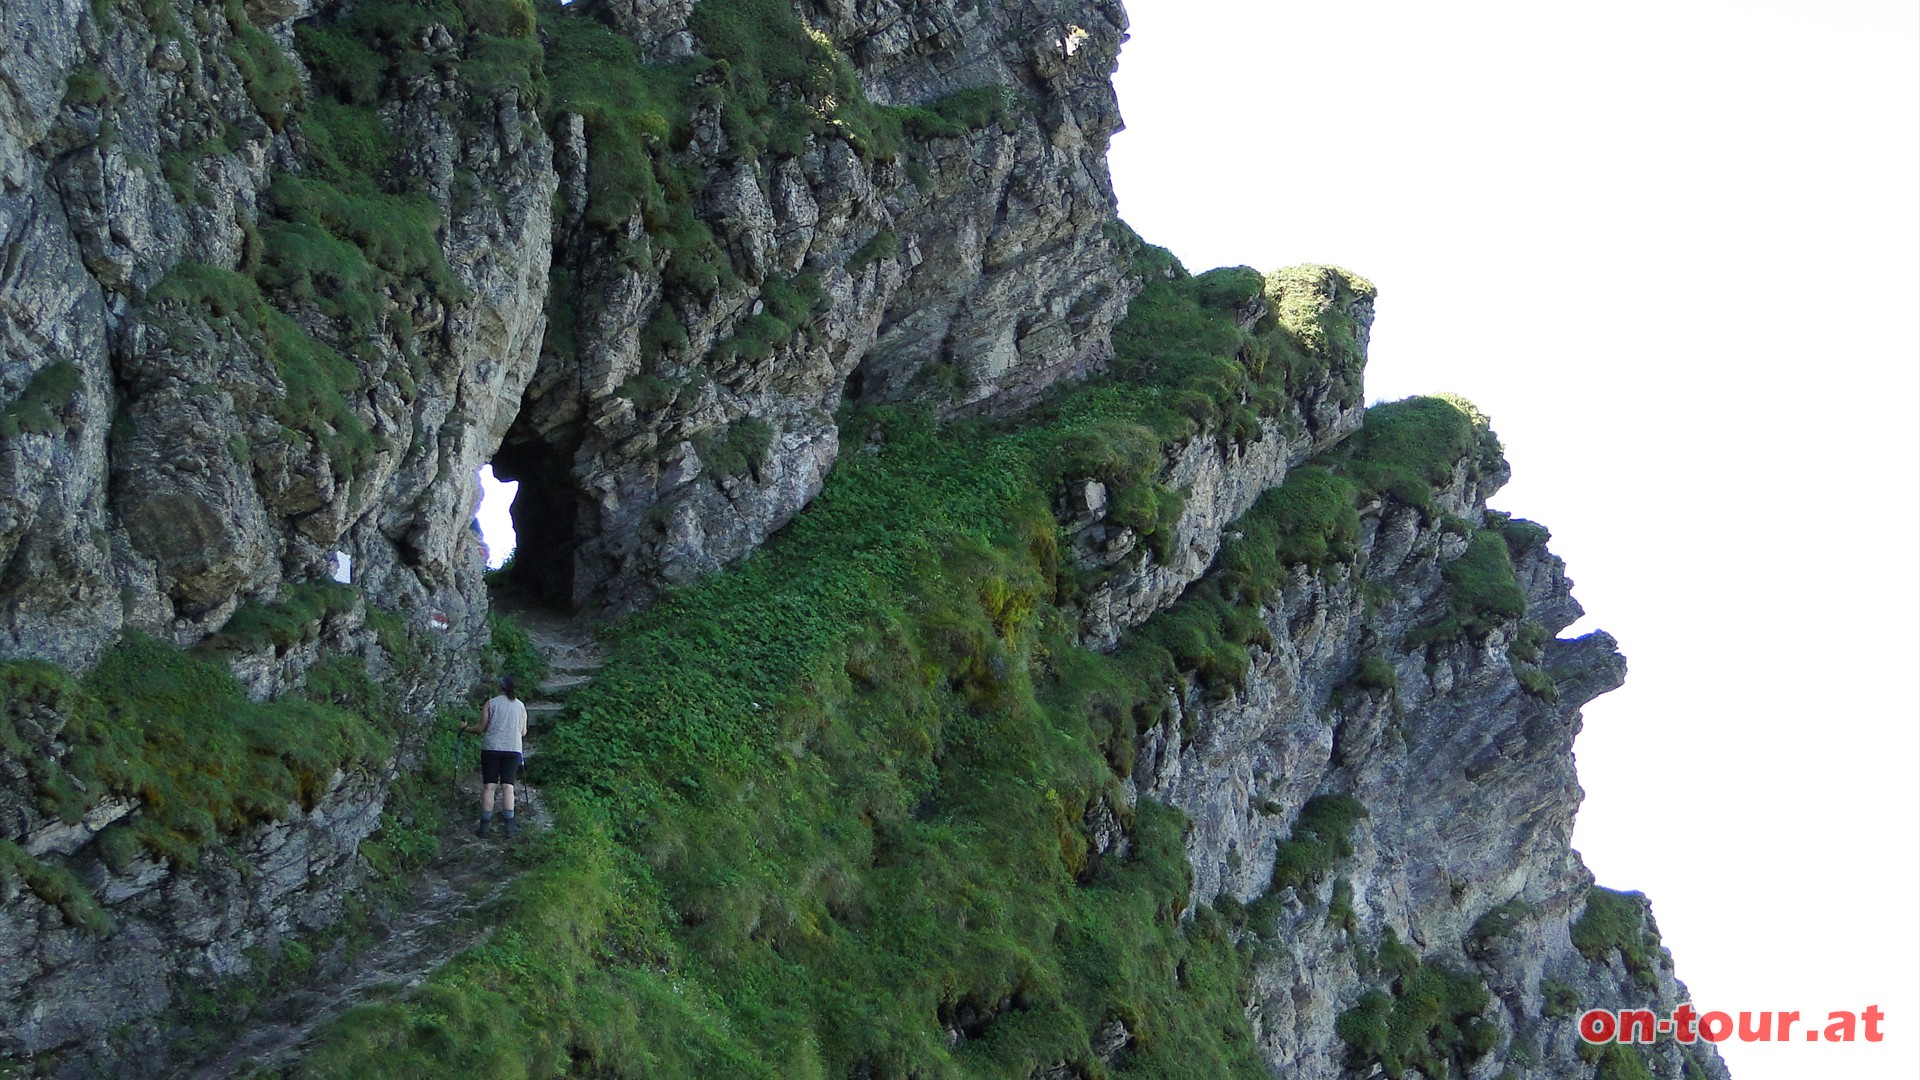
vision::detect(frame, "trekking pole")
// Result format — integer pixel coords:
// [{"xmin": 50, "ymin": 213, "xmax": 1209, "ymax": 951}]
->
[{"xmin": 453, "ymin": 725, "xmax": 465, "ymax": 800}]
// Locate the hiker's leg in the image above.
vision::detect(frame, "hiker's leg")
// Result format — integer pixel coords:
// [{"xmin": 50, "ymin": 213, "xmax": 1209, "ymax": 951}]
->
[
  {"xmin": 481, "ymin": 782, "xmax": 497, "ymax": 813},
  {"xmin": 501, "ymin": 783, "xmax": 515, "ymax": 812}
]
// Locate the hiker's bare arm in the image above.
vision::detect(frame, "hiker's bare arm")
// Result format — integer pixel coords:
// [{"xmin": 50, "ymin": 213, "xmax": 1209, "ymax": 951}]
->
[{"xmin": 463, "ymin": 705, "xmax": 491, "ymax": 735}]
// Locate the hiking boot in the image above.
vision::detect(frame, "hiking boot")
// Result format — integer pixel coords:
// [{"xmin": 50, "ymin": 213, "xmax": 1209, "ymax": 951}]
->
[
  {"xmin": 473, "ymin": 817, "xmax": 492, "ymax": 838},
  {"xmin": 503, "ymin": 817, "xmax": 521, "ymax": 839}
]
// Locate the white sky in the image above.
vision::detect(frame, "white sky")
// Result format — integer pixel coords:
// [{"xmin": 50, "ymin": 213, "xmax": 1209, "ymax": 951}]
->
[
  {"xmin": 476, "ymin": 465, "xmax": 517, "ymax": 569},
  {"xmin": 1109, "ymin": 2, "xmax": 1919, "ymax": 1078}
]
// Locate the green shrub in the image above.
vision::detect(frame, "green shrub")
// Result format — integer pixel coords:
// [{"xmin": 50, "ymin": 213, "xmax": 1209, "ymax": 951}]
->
[
  {"xmin": 1540, "ymin": 978, "xmax": 1579, "ymax": 1018},
  {"xmin": 1467, "ymin": 898, "xmax": 1533, "ymax": 952},
  {"xmin": 710, "ymin": 273, "xmax": 825, "ymax": 364},
  {"xmin": 64, "ymin": 64, "xmax": 111, "ymax": 106},
  {"xmin": 1264, "ymin": 265, "xmax": 1374, "ymax": 404},
  {"xmin": 891, "ymin": 86, "xmax": 1015, "ymax": 140},
  {"xmin": 1593, "ymin": 1043, "xmax": 1656, "ymax": 1080},
  {"xmin": 1351, "ymin": 655, "xmax": 1397, "ymax": 692},
  {"xmin": 1508, "ymin": 621, "xmax": 1550, "ymax": 665},
  {"xmin": 1336, "ymin": 936, "xmax": 1496, "ymax": 1080},
  {"xmin": 147, "ymin": 264, "xmax": 379, "ymax": 482},
  {"xmin": 1488, "ymin": 510, "xmax": 1550, "ymax": 558},
  {"xmin": 1271, "ymin": 794, "xmax": 1368, "ymax": 893},
  {"xmin": 1513, "ymin": 664, "xmax": 1558, "ymax": 701},
  {"xmin": 1334, "ymin": 395, "xmax": 1502, "ymax": 513},
  {"xmin": 1264, "ymin": 467, "xmax": 1362, "ymax": 570},
  {"xmin": 224, "ymin": 0, "xmax": 302, "ymax": 130},
  {"xmin": 1410, "ymin": 529, "xmax": 1528, "ymax": 647}
]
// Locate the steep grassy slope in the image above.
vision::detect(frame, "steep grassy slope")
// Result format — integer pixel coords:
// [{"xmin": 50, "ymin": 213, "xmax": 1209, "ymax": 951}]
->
[{"xmin": 286, "ymin": 258, "xmax": 1493, "ymax": 1080}]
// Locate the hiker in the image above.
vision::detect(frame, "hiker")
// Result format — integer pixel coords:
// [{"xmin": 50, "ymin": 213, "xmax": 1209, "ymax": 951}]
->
[{"xmin": 463, "ymin": 674, "xmax": 529, "ymax": 837}]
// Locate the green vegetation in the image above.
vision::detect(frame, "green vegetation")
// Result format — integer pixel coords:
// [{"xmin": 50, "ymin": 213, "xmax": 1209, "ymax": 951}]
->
[
  {"xmin": 1336, "ymin": 930, "xmax": 1498, "ymax": 1080},
  {"xmin": 711, "ymin": 273, "xmax": 827, "ymax": 365},
  {"xmin": 1351, "ymin": 654, "xmax": 1398, "ymax": 692},
  {"xmin": 1262, "ymin": 265, "xmax": 1372, "ymax": 406},
  {"xmin": 848, "ymin": 230, "xmax": 901, "ymax": 274},
  {"xmin": 147, "ymin": 263, "xmax": 380, "ymax": 482},
  {"xmin": 484, "ymin": 610, "xmax": 549, "ymax": 690},
  {"xmin": 0, "ymin": 362, "xmax": 82, "ymax": 439},
  {"xmin": 1331, "ymin": 394, "xmax": 1502, "ymax": 515},
  {"xmin": 1539, "ymin": 978, "xmax": 1579, "ymax": 1018},
  {"xmin": 692, "ymin": 415, "xmax": 778, "ymax": 483},
  {"xmin": 64, "ymin": 63, "xmax": 111, "ymax": 107},
  {"xmin": 0, "ymin": 636, "xmax": 393, "ymax": 871},
  {"xmin": 1508, "ymin": 621, "xmax": 1550, "ymax": 665},
  {"xmin": 1408, "ymin": 529, "xmax": 1527, "ymax": 647},
  {"xmin": 1465, "ymin": 898, "xmax": 1534, "ymax": 959},
  {"xmin": 222, "ymin": 0, "xmax": 302, "ymax": 130},
  {"xmin": 0, "ymin": 839, "xmax": 112, "ymax": 935},
  {"xmin": 1327, "ymin": 877, "xmax": 1358, "ymax": 935},
  {"xmin": 1109, "ymin": 262, "xmax": 1366, "ymax": 443},
  {"xmin": 1572, "ymin": 887, "xmax": 1663, "ymax": 988},
  {"xmin": 892, "ymin": 86, "xmax": 1016, "ymax": 140},
  {"xmin": 1270, "ymin": 794, "xmax": 1368, "ymax": 893},
  {"xmin": 538, "ymin": 0, "xmax": 1011, "ymax": 300},
  {"xmin": 1579, "ymin": 1042, "xmax": 1656, "ymax": 1080},
  {"xmin": 90, "ymin": 10, "xmax": 1535, "ymax": 1058},
  {"xmin": 202, "ymin": 581, "xmax": 358, "ymax": 653},
  {"xmin": 1489, "ymin": 510, "xmax": 1550, "ymax": 559},
  {"xmin": 291, "ymin": 245, "xmax": 1425, "ymax": 1077}
]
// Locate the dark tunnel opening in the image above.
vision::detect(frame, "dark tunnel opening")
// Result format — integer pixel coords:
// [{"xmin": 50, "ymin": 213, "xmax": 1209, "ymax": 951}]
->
[{"xmin": 487, "ymin": 433, "xmax": 580, "ymax": 610}]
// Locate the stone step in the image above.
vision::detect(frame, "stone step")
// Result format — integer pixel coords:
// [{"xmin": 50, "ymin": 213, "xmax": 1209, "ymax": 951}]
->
[
  {"xmin": 546, "ymin": 656, "xmax": 604, "ymax": 674},
  {"xmin": 540, "ymin": 673, "xmax": 593, "ymax": 695}
]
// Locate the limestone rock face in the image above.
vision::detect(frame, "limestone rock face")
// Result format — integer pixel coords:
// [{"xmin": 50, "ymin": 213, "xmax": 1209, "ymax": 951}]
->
[
  {"xmin": 0, "ymin": 0, "xmax": 553, "ymax": 689},
  {"xmin": 512, "ymin": 0, "xmax": 1134, "ymax": 611},
  {"xmin": 1125, "ymin": 446, "xmax": 1730, "ymax": 1080},
  {"xmin": 0, "ymin": 1, "xmax": 1728, "ymax": 1077}
]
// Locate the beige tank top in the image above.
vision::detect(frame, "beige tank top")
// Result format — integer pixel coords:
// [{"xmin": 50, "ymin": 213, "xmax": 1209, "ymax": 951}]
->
[{"xmin": 482, "ymin": 695, "xmax": 527, "ymax": 754}]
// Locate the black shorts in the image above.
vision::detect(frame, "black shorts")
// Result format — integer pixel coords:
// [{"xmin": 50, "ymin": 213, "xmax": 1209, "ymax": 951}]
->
[{"xmin": 481, "ymin": 750, "xmax": 522, "ymax": 785}]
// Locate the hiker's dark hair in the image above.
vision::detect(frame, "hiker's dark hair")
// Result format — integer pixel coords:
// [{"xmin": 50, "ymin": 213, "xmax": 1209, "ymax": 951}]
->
[{"xmin": 500, "ymin": 674, "xmax": 518, "ymax": 700}]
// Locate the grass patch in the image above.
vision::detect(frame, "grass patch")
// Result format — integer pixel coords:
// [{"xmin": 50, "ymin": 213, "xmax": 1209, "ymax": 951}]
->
[
  {"xmin": 1572, "ymin": 887, "xmax": 1663, "ymax": 988},
  {"xmin": 1270, "ymin": 794, "xmax": 1368, "ymax": 893},
  {"xmin": 1409, "ymin": 529, "xmax": 1527, "ymax": 647},
  {"xmin": 0, "ymin": 839, "xmax": 113, "ymax": 935},
  {"xmin": 484, "ymin": 610, "xmax": 549, "ymax": 690},
  {"xmin": 0, "ymin": 636, "xmax": 393, "ymax": 870},
  {"xmin": 147, "ymin": 263, "xmax": 380, "ymax": 482},
  {"xmin": 1330, "ymin": 394, "xmax": 1502, "ymax": 515},
  {"xmin": 1350, "ymin": 654, "xmax": 1397, "ymax": 693},
  {"xmin": 202, "ymin": 581, "xmax": 358, "ymax": 653},
  {"xmin": 847, "ymin": 230, "xmax": 900, "ymax": 274},
  {"xmin": 1540, "ymin": 978, "xmax": 1578, "ymax": 1018},
  {"xmin": 1336, "ymin": 930, "xmax": 1497, "ymax": 1080},
  {"xmin": 0, "ymin": 362, "xmax": 82, "ymax": 439},
  {"xmin": 710, "ymin": 273, "xmax": 826, "ymax": 365},
  {"xmin": 691, "ymin": 415, "xmax": 777, "ymax": 483}
]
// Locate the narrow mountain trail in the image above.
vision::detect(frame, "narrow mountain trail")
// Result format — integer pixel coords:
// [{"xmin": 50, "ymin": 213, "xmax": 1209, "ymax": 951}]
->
[{"xmin": 178, "ymin": 600, "xmax": 603, "ymax": 1080}]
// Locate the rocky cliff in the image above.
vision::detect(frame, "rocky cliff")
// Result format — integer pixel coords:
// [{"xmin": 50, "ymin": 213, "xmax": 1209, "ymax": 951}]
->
[{"xmin": 0, "ymin": 2, "xmax": 1723, "ymax": 1078}]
